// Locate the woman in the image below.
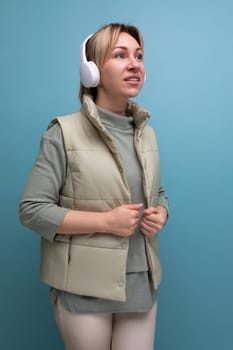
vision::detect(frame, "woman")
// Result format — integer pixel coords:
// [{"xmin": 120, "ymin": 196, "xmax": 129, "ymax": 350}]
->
[{"xmin": 19, "ymin": 23, "xmax": 168, "ymax": 350}]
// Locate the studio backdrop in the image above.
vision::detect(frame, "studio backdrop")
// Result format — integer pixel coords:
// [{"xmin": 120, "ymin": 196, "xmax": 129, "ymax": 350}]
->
[{"xmin": 1, "ymin": 0, "xmax": 233, "ymax": 349}]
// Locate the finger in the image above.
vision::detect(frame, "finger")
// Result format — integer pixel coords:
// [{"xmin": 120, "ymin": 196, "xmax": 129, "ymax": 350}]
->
[
  {"xmin": 141, "ymin": 226, "xmax": 157, "ymax": 237},
  {"xmin": 142, "ymin": 228, "xmax": 158, "ymax": 237},
  {"xmin": 143, "ymin": 213, "xmax": 159, "ymax": 223},
  {"xmin": 141, "ymin": 221, "xmax": 159, "ymax": 236},
  {"xmin": 145, "ymin": 213, "xmax": 166, "ymax": 227},
  {"xmin": 142, "ymin": 218, "xmax": 154, "ymax": 228},
  {"xmin": 125, "ymin": 203, "xmax": 144, "ymax": 210},
  {"xmin": 142, "ymin": 216, "xmax": 162, "ymax": 230},
  {"xmin": 142, "ymin": 219, "xmax": 159, "ymax": 232},
  {"xmin": 143, "ymin": 207, "xmax": 160, "ymax": 216}
]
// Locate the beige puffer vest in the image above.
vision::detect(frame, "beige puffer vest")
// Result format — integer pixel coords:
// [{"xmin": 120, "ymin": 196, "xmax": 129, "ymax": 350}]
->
[{"xmin": 40, "ymin": 95, "xmax": 162, "ymax": 302}]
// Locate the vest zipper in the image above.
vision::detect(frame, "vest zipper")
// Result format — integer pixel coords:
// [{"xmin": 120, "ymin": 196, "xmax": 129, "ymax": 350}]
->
[{"xmin": 134, "ymin": 130, "xmax": 149, "ymax": 207}]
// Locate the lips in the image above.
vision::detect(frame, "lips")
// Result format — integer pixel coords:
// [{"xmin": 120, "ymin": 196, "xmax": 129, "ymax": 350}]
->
[{"xmin": 124, "ymin": 76, "xmax": 140, "ymax": 82}]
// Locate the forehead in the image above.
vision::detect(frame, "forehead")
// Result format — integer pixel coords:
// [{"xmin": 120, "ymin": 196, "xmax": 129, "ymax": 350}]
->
[{"xmin": 113, "ymin": 32, "xmax": 142, "ymax": 49}]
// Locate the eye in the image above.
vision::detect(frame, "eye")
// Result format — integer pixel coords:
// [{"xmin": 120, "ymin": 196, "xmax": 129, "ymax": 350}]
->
[
  {"xmin": 114, "ymin": 52, "xmax": 125, "ymax": 59},
  {"xmin": 135, "ymin": 52, "xmax": 143, "ymax": 61}
]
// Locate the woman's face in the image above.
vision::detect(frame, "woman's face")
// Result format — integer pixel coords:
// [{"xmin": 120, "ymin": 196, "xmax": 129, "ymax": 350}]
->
[{"xmin": 98, "ymin": 32, "xmax": 145, "ymax": 103}]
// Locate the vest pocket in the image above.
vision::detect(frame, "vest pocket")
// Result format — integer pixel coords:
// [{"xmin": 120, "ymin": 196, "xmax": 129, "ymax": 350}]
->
[{"xmin": 65, "ymin": 244, "xmax": 128, "ymax": 301}]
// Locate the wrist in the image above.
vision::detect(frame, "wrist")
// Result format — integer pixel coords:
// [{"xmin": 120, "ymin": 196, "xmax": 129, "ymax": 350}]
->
[
  {"xmin": 156, "ymin": 205, "xmax": 168, "ymax": 219},
  {"xmin": 101, "ymin": 210, "xmax": 113, "ymax": 233}
]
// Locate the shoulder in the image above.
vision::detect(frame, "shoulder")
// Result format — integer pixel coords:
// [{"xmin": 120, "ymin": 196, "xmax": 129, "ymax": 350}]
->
[
  {"xmin": 44, "ymin": 122, "xmax": 61, "ymax": 139},
  {"xmin": 142, "ymin": 124, "xmax": 158, "ymax": 141},
  {"xmin": 51, "ymin": 111, "xmax": 82, "ymax": 128},
  {"xmin": 45, "ymin": 111, "xmax": 82, "ymax": 142},
  {"xmin": 38, "ymin": 123, "xmax": 66, "ymax": 161},
  {"xmin": 141, "ymin": 125, "xmax": 159, "ymax": 150}
]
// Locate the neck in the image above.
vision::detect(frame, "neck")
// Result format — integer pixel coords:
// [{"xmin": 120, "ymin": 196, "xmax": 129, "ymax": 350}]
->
[{"xmin": 95, "ymin": 94, "xmax": 128, "ymax": 116}]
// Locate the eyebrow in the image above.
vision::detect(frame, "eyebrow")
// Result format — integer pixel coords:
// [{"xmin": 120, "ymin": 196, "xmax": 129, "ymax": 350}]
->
[{"xmin": 113, "ymin": 46, "xmax": 142, "ymax": 51}]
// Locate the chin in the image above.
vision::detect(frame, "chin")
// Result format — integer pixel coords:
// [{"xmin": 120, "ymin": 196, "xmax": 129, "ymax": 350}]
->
[{"xmin": 127, "ymin": 89, "xmax": 141, "ymax": 98}]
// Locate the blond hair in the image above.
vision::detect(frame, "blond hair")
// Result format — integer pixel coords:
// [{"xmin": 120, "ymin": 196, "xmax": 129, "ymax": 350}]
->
[{"xmin": 79, "ymin": 23, "xmax": 144, "ymax": 102}]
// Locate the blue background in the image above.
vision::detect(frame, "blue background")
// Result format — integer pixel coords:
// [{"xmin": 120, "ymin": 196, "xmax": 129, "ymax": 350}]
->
[{"xmin": 1, "ymin": 0, "xmax": 233, "ymax": 349}]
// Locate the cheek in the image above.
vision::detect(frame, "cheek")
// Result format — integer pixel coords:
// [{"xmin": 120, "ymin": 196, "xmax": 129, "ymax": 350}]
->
[
  {"xmin": 101, "ymin": 61, "xmax": 124, "ymax": 79},
  {"xmin": 100, "ymin": 68, "xmax": 120, "ymax": 86}
]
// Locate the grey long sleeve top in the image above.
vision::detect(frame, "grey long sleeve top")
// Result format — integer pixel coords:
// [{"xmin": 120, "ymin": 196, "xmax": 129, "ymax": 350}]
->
[{"xmin": 19, "ymin": 124, "xmax": 69, "ymax": 241}]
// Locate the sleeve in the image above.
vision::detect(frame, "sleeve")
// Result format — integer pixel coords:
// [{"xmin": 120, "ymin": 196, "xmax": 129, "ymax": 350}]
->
[
  {"xmin": 19, "ymin": 124, "xmax": 69, "ymax": 241},
  {"xmin": 157, "ymin": 184, "xmax": 169, "ymax": 214},
  {"xmin": 150, "ymin": 126, "xmax": 169, "ymax": 214}
]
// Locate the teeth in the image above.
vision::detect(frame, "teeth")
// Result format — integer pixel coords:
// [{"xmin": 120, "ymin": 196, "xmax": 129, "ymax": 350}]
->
[{"xmin": 127, "ymin": 78, "xmax": 139, "ymax": 81}]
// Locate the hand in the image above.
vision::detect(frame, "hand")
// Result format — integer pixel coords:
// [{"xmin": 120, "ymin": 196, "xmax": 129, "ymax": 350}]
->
[
  {"xmin": 141, "ymin": 205, "xmax": 167, "ymax": 237},
  {"xmin": 106, "ymin": 203, "xmax": 143, "ymax": 237}
]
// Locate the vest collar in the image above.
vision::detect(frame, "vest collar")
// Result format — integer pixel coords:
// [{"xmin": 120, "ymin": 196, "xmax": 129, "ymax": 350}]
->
[{"xmin": 81, "ymin": 94, "xmax": 151, "ymax": 131}]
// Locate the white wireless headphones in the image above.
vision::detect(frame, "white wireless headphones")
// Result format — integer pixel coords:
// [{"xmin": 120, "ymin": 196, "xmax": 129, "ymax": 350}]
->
[{"xmin": 80, "ymin": 34, "xmax": 100, "ymax": 88}]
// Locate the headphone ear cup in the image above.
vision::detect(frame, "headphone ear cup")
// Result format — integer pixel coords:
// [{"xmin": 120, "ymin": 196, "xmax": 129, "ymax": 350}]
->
[{"xmin": 80, "ymin": 61, "xmax": 100, "ymax": 88}]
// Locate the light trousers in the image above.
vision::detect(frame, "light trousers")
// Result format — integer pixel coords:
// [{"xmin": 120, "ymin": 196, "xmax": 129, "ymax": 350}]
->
[{"xmin": 54, "ymin": 298, "xmax": 157, "ymax": 350}]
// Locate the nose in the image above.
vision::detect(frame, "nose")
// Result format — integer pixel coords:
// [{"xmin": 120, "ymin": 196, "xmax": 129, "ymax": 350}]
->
[{"xmin": 127, "ymin": 55, "xmax": 140, "ymax": 71}]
